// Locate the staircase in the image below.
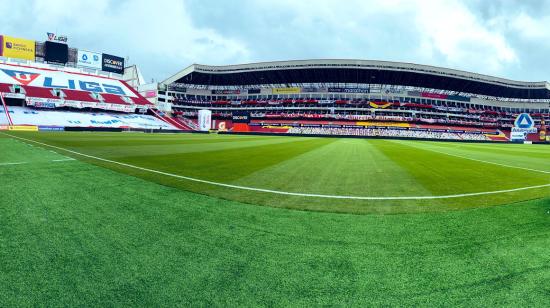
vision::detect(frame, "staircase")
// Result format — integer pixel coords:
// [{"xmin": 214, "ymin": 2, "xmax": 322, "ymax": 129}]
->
[
  {"xmin": 0, "ymin": 94, "xmax": 14, "ymax": 125},
  {"xmin": 179, "ymin": 117, "xmax": 199, "ymax": 130},
  {"xmin": 150, "ymin": 109, "xmax": 192, "ymax": 131}
]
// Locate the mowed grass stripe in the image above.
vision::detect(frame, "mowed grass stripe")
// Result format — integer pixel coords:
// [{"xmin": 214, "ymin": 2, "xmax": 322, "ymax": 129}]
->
[
  {"xmin": 232, "ymin": 139, "xmax": 434, "ymax": 197},
  {"xmin": 377, "ymin": 140, "xmax": 549, "ymax": 194},
  {"xmin": 116, "ymin": 137, "xmax": 335, "ymax": 182},
  {"xmin": 31, "ymin": 133, "xmax": 319, "ymax": 159}
]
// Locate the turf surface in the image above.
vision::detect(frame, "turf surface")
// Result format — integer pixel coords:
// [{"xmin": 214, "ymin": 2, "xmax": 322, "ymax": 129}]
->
[
  {"xmin": 4, "ymin": 131, "xmax": 549, "ymax": 214},
  {"xmin": 0, "ymin": 132, "xmax": 549, "ymax": 306}
]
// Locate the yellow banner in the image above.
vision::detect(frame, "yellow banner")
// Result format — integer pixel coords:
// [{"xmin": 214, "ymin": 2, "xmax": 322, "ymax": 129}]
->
[
  {"xmin": 8, "ymin": 125, "xmax": 38, "ymax": 131},
  {"xmin": 2, "ymin": 35, "xmax": 35, "ymax": 60},
  {"xmin": 272, "ymin": 87, "xmax": 301, "ymax": 94},
  {"xmin": 356, "ymin": 121, "xmax": 410, "ymax": 128},
  {"xmin": 369, "ymin": 102, "xmax": 392, "ymax": 109}
]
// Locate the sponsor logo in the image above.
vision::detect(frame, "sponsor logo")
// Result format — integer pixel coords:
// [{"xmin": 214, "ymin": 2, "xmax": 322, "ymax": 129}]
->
[
  {"xmin": 1, "ymin": 69, "xmax": 40, "ymax": 86},
  {"xmin": 102, "ymin": 54, "xmax": 125, "ymax": 74},
  {"xmin": 328, "ymin": 87, "xmax": 369, "ymax": 93},
  {"xmin": 232, "ymin": 112, "xmax": 251, "ymax": 123},
  {"xmin": 514, "ymin": 113, "xmax": 534, "ymax": 129},
  {"xmin": 47, "ymin": 32, "xmax": 68, "ymax": 43},
  {"xmin": 512, "ymin": 113, "xmax": 537, "ymax": 134},
  {"xmin": 1, "ymin": 66, "xmax": 131, "ymax": 96},
  {"xmin": 104, "ymin": 58, "xmax": 123, "ymax": 66},
  {"xmin": 43, "ymin": 77, "xmax": 127, "ymax": 95},
  {"xmin": 77, "ymin": 50, "xmax": 102, "ymax": 69},
  {"xmin": 2, "ymin": 36, "xmax": 35, "ymax": 60}
]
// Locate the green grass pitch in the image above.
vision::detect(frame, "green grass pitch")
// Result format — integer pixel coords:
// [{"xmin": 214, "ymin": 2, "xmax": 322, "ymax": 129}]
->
[{"xmin": 0, "ymin": 131, "xmax": 549, "ymax": 306}]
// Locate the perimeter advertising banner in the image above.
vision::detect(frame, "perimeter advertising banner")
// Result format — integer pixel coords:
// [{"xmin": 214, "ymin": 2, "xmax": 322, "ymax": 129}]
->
[
  {"xmin": 102, "ymin": 53, "xmax": 125, "ymax": 74},
  {"xmin": 0, "ymin": 63, "xmax": 139, "ymax": 97},
  {"xmin": 1, "ymin": 35, "xmax": 35, "ymax": 60},
  {"xmin": 77, "ymin": 50, "xmax": 102, "ymax": 69},
  {"xmin": 8, "ymin": 125, "xmax": 39, "ymax": 131}
]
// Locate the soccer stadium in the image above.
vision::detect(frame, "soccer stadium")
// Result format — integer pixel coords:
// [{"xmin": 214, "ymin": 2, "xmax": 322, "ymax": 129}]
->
[{"xmin": 1, "ymin": 23, "xmax": 550, "ymax": 307}]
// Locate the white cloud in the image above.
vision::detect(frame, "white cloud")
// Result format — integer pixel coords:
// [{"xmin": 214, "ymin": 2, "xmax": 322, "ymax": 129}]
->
[
  {"xmin": 234, "ymin": 0, "xmax": 518, "ymax": 74},
  {"xmin": 407, "ymin": 0, "xmax": 517, "ymax": 73},
  {"xmin": 509, "ymin": 12, "xmax": 550, "ymax": 40},
  {"xmin": 1, "ymin": 0, "xmax": 250, "ymax": 80},
  {"xmin": 1, "ymin": 0, "xmax": 546, "ymax": 80}
]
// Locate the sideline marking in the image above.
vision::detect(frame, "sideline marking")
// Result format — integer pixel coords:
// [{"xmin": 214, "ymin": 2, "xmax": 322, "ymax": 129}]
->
[
  {"xmin": 392, "ymin": 140, "xmax": 550, "ymax": 175},
  {"xmin": 0, "ymin": 158, "xmax": 75, "ymax": 166},
  {"xmin": 51, "ymin": 158, "xmax": 76, "ymax": 162},
  {"xmin": 3, "ymin": 133, "xmax": 550, "ymax": 200},
  {"xmin": 0, "ymin": 161, "xmax": 27, "ymax": 166}
]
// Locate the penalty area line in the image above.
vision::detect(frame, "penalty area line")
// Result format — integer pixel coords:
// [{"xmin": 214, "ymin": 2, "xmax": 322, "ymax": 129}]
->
[{"xmin": 3, "ymin": 132, "xmax": 550, "ymax": 201}]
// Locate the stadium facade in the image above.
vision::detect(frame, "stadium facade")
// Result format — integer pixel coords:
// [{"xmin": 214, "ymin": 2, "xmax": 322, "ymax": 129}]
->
[{"xmin": 156, "ymin": 60, "xmax": 549, "ymax": 142}]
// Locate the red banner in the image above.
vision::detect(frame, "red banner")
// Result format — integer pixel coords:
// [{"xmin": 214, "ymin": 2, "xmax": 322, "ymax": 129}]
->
[{"xmin": 421, "ymin": 92, "xmax": 448, "ymax": 99}]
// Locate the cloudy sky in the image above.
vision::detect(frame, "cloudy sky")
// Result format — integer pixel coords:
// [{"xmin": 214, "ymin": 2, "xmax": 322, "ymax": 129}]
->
[{"xmin": 2, "ymin": 0, "xmax": 550, "ymax": 83}]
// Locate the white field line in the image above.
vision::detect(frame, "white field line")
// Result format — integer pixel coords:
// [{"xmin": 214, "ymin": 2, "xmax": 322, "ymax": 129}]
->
[
  {"xmin": 3, "ymin": 133, "xmax": 550, "ymax": 200},
  {"xmin": 0, "ymin": 161, "xmax": 27, "ymax": 166},
  {"xmin": 51, "ymin": 158, "xmax": 76, "ymax": 162},
  {"xmin": 0, "ymin": 158, "xmax": 75, "ymax": 166},
  {"xmin": 392, "ymin": 140, "xmax": 550, "ymax": 175}
]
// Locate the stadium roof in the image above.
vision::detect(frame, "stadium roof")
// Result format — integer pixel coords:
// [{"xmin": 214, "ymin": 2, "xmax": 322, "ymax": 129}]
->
[{"xmin": 161, "ymin": 59, "xmax": 550, "ymax": 99}]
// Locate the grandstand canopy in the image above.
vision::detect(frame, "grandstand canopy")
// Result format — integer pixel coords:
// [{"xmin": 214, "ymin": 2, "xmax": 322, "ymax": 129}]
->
[{"xmin": 161, "ymin": 59, "xmax": 550, "ymax": 99}]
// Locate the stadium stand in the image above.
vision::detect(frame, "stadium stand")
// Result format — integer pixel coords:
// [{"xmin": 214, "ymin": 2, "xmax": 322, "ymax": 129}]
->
[
  {"xmin": 0, "ymin": 60, "xmax": 183, "ymax": 130},
  {"xmin": 153, "ymin": 60, "xmax": 549, "ymax": 142},
  {"xmin": 287, "ymin": 127, "xmax": 491, "ymax": 141}
]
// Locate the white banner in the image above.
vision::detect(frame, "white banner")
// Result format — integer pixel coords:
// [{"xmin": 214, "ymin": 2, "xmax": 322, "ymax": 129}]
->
[
  {"xmin": 511, "ymin": 131, "xmax": 526, "ymax": 141},
  {"xmin": 3, "ymin": 92, "xmax": 26, "ymax": 99},
  {"xmin": 77, "ymin": 50, "xmax": 102, "ymax": 69},
  {"xmin": 26, "ymin": 97, "xmax": 63, "ymax": 107},
  {"xmin": 198, "ymin": 109, "xmax": 212, "ymax": 131}
]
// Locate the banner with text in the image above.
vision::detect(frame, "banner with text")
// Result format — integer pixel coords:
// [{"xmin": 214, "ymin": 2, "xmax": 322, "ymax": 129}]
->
[
  {"xmin": 0, "ymin": 63, "xmax": 138, "ymax": 97},
  {"xmin": 77, "ymin": 50, "xmax": 102, "ymax": 69},
  {"xmin": 102, "ymin": 53, "xmax": 125, "ymax": 74},
  {"xmin": 272, "ymin": 87, "xmax": 301, "ymax": 94},
  {"xmin": 1, "ymin": 35, "xmax": 35, "ymax": 60}
]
